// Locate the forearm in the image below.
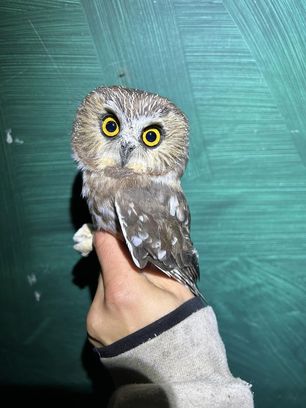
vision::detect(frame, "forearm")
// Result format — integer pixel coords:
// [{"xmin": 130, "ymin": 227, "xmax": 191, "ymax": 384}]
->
[{"xmin": 95, "ymin": 297, "xmax": 254, "ymax": 408}]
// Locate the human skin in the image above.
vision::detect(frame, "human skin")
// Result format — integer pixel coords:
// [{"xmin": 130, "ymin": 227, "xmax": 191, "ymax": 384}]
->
[{"xmin": 87, "ymin": 231, "xmax": 194, "ymax": 347}]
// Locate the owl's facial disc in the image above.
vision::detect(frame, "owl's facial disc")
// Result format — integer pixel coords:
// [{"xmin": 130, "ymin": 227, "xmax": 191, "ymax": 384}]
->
[
  {"xmin": 120, "ymin": 140, "xmax": 136, "ymax": 167},
  {"xmin": 72, "ymin": 86, "xmax": 189, "ymax": 176}
]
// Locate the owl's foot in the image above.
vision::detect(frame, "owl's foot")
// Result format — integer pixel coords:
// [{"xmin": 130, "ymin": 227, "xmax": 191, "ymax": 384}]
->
[{"xmin": 73, "ymin": 223, "xmax": 94, "ymax": 257}]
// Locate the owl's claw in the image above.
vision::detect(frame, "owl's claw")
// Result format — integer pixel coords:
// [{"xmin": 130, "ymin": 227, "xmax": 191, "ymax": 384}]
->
[{"xmin": 73, "ymin": 223, "xmax": 94, "ymax": 257}]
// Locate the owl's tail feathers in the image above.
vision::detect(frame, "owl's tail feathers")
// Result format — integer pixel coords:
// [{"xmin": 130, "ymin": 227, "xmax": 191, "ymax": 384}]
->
[
  {"xmin": 157, "ymin": 263, "xmax": 208, "ymax": 305},
  {"xmin": 73, "ymin": 223, "xmax": 94, "ymax": 257},
  {"xmin": 196, "ymin": 287, "xmax": 209, "ymax": 305},
  {"xmin": 187, "ymin": 281, "xmax": 208, "ymax": 305}
]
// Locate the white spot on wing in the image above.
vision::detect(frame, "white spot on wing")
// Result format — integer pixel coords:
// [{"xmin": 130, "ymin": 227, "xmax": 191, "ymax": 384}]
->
[
  {"xmin": 114, "ymin": 199, "xmax": 142, "ymax": 269},
  {"xmin": 157, "ymin": 249, "xmax": 166, "ymax": 260},
  {"xmin": 176, "ymin": 207, "xmax": 185, "ymax": 222},
  {"xmin": 131, "ymin": 236, "xmax": 142, "ymax": 247},
  {"xmin": 169, "ymin": 195, "xmax": 179, "ymax": 216},
  {"xmin": 152, "ymin": 240, "xmax": 161, "ymax": 248},
  {"xmin": 171, "ymin": 236, "xmax": 178, "ymax": 246},
  {"xmin": 140, "ymin": 214, "xmax": 149, "ymax": 222},
  {"xmin": 138, "ymin": 231, "xmax": 149, "ymax": 240},
  {"xmin": 129, "ymin": 202, "xmax": 137, "ymax": 215},
  {"xmin": 100, "ymin": 206, "xmax": 114, "ymax": 220}
]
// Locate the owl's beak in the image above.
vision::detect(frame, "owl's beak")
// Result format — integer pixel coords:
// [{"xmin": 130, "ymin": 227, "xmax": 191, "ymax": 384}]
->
[{"xmin": 120, "ymin": 141, "xmax": 136, "ymax": 167}]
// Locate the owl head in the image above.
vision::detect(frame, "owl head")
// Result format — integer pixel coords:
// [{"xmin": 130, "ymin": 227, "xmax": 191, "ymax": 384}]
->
[{"xmin": 72, "ymin": 86, "xmax": 189, "ymax": 178}]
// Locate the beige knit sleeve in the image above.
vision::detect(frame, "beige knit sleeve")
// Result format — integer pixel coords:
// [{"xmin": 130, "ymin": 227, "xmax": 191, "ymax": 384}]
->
[{"xmin": 95, "ymin": 299, "xmax": 254, "ymax": 408}]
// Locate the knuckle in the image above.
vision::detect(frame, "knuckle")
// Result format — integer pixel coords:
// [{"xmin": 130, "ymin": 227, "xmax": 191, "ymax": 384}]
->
[
  {"xmin": 104, "ymin": 281, "xmax": 133, "ymax": 308},
  {"xmin": 86, "ymin": 305, "xmax": 104, "ymax": 341},
  {"xmin": 93, "ymin": 231, "xmax": 108, "ymax": 251}
]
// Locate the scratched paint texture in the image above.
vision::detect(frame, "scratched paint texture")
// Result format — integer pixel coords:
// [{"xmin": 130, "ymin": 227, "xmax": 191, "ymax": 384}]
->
[{"xmin": 0, "ymin": 0, "xmax": 305, "ymax": 406}]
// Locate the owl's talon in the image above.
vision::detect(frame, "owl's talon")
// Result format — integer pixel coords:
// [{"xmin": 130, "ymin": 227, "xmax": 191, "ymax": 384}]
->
[{"xmin": 73, "ymin": 223, "xmax": 94, "ymax": 257}]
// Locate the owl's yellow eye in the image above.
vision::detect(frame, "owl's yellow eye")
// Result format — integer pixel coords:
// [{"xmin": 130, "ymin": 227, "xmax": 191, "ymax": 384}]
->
[
  {"xmin": 101, "ymin": 115, "xmax": 120, "ymax": 137},
  {"xmin": 142, "ymin": 127, "xmax": 161, "ymax": 147}
]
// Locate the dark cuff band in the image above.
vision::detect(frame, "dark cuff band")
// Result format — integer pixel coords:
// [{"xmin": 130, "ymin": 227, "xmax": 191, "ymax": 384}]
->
[{"xmin": 95, "ymin": 296, "xmax": 205, "ymax": 358}]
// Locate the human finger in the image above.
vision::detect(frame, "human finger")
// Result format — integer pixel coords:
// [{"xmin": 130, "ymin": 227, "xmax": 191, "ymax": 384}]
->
[{"xmin": 93, "ymin": 231, "xmax": 141, "ymax": 291}]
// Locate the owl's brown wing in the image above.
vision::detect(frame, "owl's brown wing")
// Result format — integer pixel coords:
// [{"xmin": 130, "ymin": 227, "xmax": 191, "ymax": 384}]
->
[{"xmin": 114, "ymin": 185, "xmax": 200, "ymax": 296}]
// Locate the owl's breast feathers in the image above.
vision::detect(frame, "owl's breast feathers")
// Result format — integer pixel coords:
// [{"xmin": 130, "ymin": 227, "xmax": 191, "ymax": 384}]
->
[{"xmin": 83, "ymin": 171, "xmax": 200, "ymax": 295}]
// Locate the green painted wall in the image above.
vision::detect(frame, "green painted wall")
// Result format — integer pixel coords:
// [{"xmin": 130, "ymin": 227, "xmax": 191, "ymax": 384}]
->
[{"xmin": 1, "ymin": 0, "xmax": 305, "ymax": 406}]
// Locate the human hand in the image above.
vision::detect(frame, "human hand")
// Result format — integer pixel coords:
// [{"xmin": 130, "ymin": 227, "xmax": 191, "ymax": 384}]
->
[{"xmin": 87, "ymin": 231, "xmax": 194, "ymax": 347}]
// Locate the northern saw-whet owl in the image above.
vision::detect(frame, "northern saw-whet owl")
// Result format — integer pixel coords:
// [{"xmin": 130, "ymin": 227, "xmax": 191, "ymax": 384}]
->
[{"xmin": 72, "ymin": 86, "xmax": 202, "ymax": 297}]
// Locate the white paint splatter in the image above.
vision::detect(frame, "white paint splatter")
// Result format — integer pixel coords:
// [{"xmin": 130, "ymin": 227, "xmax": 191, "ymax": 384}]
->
[
  {"xmin": 27, "ymin": 274, "xmax": 37, "ymax": 286},
  {"xmin": 34, "ymin": 291, "xmax": 41, "ymax": 302},
  {"xmin": 6, "ymin": 129, "xmax": 13, "ymax": 144},
  {"xmin": 5, "ymin": 129, "xmax": 24, "ymax": 144}
]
